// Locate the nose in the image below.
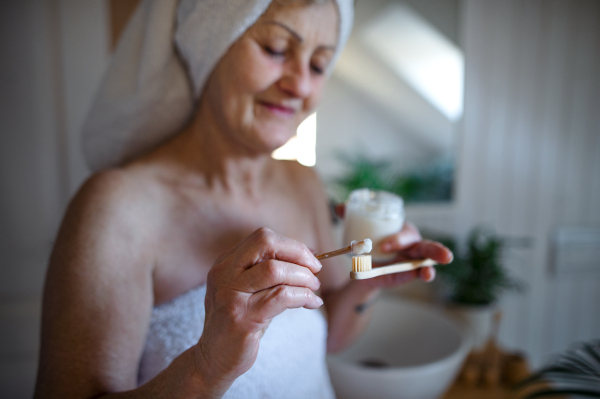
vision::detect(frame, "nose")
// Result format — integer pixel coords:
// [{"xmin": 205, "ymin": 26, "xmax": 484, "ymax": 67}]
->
[{"xmin": 279, "ymin": 57, "xmax": 312, "ymax": 99}]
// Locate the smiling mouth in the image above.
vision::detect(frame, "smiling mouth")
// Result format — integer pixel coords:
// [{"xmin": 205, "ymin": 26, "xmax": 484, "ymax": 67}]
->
[{"xmin": 258, "ymin": 101, "xmax": 296, "ymax": 117}]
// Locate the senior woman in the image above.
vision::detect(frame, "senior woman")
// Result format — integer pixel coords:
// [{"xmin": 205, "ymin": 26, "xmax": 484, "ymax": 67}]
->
[{"xmin": 34, "ymin": 0, "xmax": 452, "ymax": 398}]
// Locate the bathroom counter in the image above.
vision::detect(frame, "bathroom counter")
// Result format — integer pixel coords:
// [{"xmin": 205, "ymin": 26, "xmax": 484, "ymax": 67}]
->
[
  {"xmin": 442, "ymin": 382, "xmax": 567, "ymax": 399},
  {"xmin": 442, "ymin": 384, "xmax": 513, "ymax": 399}
]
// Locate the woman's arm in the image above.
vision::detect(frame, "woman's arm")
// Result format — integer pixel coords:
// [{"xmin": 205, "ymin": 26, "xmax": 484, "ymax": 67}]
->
[
  {"xmin": 35, "ymin": 172, "xmax": 323, "ymax": 399},
  {"xmin": 34, "ymin": 172, "xmax": 217, "ymax": 398}
]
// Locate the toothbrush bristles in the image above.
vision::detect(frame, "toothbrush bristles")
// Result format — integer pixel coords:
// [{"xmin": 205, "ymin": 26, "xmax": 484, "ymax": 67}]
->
[{"xmin": 352, "ymin": 255, "xmax": 372, "ymax": 272}]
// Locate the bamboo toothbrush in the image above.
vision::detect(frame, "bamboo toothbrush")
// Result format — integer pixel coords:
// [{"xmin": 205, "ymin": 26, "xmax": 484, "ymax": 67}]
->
[
  {"xmin": 350, "ymin": 255, "xmax": 437, "ymax": 280},
  {"xmin": 315, "ymin": 239, "xmax": 373, "ymax": 260}
]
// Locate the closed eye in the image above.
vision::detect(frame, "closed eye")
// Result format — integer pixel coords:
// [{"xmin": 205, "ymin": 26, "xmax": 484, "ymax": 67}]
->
[
  {"xmin": 264, "ymin": 46, "xmax": 285, "ymax": 57},
  {"xmin": 311, "ymin": 64, "xmax": 325, "ymax": 75}
]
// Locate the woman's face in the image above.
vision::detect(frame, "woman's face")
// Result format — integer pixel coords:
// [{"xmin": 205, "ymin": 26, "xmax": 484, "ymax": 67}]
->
[{"xmin": 201, "ymin": 0, "xmax": 338, "ymax": 154}]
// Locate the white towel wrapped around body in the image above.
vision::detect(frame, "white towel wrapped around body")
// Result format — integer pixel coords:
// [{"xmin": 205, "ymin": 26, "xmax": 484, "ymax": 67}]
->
[{"xmin": 138, "ymin": 285, "xmax": 336, "ymax": 398}]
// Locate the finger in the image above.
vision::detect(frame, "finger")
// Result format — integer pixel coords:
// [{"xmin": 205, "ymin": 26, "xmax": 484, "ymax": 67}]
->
[
  {"xmin": 379, "ymin": 222, "xmax": 422, "ymax": 253},
  {"xmin": 419, "ymin": 266, "xmax": 436, "ymax": 282},
  {"xmin": 404, "ymin": 240, "xmax": 453, "ymax": 264},
  {"xmin": 250, "ymin": 286, "xmax": 323, "ymax": 321},
  {"xmin": 238, "ymin": 260, "xmax": 321, "ymax": 293},
  {"xmin": 228, "ymin": 228, "xmax": 322, "ymax": 274},
  {"xmin": 375, "ymin": 241, "xmax": 453, "ymax": 266}
]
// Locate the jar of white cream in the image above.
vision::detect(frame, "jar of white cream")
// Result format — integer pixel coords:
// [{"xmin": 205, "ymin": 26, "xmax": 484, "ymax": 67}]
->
[{"xmin": 343, "ymin": 189, "xmax": 405, "ymax": 262}]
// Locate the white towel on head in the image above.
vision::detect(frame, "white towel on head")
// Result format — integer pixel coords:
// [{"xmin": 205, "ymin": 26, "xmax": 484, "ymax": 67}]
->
[{"xmin": 82, "ymin": 0, "xmax": 354, "ymax": 172}]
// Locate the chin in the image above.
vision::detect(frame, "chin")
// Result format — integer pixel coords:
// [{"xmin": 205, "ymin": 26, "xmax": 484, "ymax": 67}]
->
[{"xmin": 253, "ymin": 124, "xmax": 297, "ymax": 152}]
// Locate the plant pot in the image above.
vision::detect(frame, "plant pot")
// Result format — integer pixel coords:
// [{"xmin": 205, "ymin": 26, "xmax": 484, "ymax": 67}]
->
[{"xmin": 444, "ymin": 303, "xmax": 496, "ymax": 351}]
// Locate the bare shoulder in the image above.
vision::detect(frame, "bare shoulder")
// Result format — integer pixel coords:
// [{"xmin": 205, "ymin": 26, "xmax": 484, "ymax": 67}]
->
[
  {"xmin": 51, "ymin": 167, "xmax": 161, "ymax": 281},
  {"xmin": 68, "ymin": 168, "xmax": 152, "ymax": 225},
  {"xmin": 69, "ymin": 166, "xmax": 162, "ymax": 234}
]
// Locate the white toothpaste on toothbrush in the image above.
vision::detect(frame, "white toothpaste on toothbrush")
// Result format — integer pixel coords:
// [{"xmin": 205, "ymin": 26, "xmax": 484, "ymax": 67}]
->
[{"xmin": 351, "ymin": 238, "xmax": 373, "ymax": 255}]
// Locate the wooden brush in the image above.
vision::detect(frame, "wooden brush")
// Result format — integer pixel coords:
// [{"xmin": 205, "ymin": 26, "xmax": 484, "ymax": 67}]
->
[
  {"xmin": 350, "ymin": 255, "xmax": 437, "ymax": 280},
  {"xmin": 482, "ymin": 311, "xmax": 503, "ymax": 387},
  {"xmin": 316, "ymin": 239, "xmax": 373, "ymax": 260}
]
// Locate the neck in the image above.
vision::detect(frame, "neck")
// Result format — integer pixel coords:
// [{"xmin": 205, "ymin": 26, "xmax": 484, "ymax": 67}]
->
[{"xmin": 160, "ymin": 103, "xmax": 273, "ymax": 199}]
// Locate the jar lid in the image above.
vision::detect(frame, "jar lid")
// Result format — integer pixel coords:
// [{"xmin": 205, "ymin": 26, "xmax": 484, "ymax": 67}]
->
[{"xmin": 347, "ymin": 189, "xmax": 404, "ymax": 219}]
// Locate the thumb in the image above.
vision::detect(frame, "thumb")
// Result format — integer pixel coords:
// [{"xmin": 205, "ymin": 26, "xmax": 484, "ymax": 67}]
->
[{"xmin": 380, "ymin": 222, "xmax": 422, "ymax": 252}]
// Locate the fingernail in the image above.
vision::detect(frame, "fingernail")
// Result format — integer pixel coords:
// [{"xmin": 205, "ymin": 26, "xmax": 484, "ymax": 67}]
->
[
  {"xmin": 426, "ymin": 268, "xmax": 436, "ymax": 282},
  {"xmin": 316, "ymin": 296, "xmax": 323, "ymax": 306}
]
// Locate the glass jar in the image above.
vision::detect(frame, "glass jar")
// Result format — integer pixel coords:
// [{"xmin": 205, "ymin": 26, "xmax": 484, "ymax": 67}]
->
[{"xmin": 343, "ymin": 189, "xmax": 405, "ymax": 262}]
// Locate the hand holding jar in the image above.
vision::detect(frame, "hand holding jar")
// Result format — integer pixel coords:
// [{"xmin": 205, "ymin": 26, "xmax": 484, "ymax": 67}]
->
[{"xmin": 340, "ymin": 189, "xmax": 452, "ymax": 285}]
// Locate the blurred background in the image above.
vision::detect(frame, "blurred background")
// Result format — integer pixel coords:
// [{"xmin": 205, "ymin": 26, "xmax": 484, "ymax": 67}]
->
[{"xmin": 1, "ymin": 0, "xmax": 599, "ymax": 397}]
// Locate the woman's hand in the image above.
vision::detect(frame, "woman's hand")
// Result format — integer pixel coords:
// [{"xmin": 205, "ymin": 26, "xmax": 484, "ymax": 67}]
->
[
  {"xmin": 333, "ymin": 204, "xmax": 452, "ymax": 289},
  {"xmin": 359, "ymin": 221, "xmax": 453, "ymax": 289},
  {"xmin": 193, "ymin": 227, "xmax": 323, "ymax": 396},
  {"xmin": 323, "ymin": 205, "xmax": 453, "ymax": 352}
]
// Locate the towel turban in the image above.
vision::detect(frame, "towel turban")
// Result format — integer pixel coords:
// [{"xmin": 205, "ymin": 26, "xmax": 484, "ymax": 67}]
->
[{"xmin": 81, "ymin": 0, "xmax": 354, "ymax": 171}]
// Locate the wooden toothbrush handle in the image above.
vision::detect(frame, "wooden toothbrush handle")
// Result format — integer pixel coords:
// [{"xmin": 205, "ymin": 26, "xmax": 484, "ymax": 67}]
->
[
  {"xmin": 350, "ymin": 259, "xmax": 437, "ymax": 280},
  {"xmin": 315, "ymin": 246, "xmax": 351, "ymax": 260}
]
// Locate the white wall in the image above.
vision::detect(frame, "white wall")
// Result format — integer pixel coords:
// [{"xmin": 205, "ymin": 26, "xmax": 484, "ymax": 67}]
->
[
  {"xmin": 0, "ymin": 1, "xmax": 107, "ymax": 397},
  {"xmin": 315, "ymin": 0, "xmax": 460, "ymax": 196},
  {"xmin": 315, "ymin": 76, "xmax": 440, "ymax": 187},
  {"xmin": 0, "ymin": 2, "xmax": 63, "ymax": 396},
  {"xmin": 455, "ymin": 0, "xmax": 600, "ymax": 367}
]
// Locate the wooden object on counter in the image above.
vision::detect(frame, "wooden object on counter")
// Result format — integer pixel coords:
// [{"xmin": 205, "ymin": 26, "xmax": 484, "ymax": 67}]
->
[
  {"xmin": 444, "ymin": 341, "xmax": 537, "ymax": 398},
  {"xmin": 443, "ymin": 384, "xmax": 512, "ymax": 399},
  {"xmin": 481, "ymin": 311, "xmax": 503, "ymax": 387},
  {"xmin": 503, "ymin": 352, "xmax": 530, "ymax": 385},
  {"xmin": 458, "ymin": 310, "xmax": 505, "ymax": 388},
  {"xmin": 444, "ymin": 346, "xmax": 532, "ymax": 399}
]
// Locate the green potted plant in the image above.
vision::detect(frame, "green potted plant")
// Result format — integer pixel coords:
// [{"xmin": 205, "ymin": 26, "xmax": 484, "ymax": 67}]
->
[
  {"xmin": 432, "ymin": 227, "xmax": 524, "ymax": 350},
  {"xmin": 332, "ymin": 152, "xmax": 454, "ymax": 204}
]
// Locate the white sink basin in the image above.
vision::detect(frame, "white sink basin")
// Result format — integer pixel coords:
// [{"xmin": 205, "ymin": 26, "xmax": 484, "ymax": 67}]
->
[{"xmin": 327, "ymin": 296, "xmax": 471, "ymax": 399}]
